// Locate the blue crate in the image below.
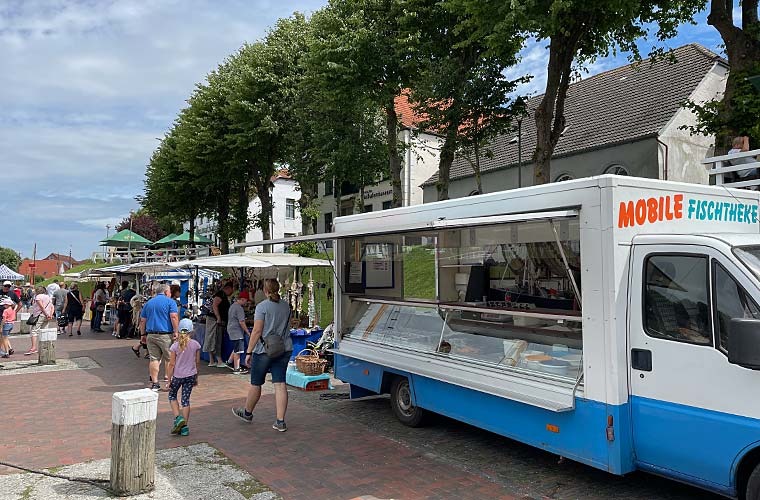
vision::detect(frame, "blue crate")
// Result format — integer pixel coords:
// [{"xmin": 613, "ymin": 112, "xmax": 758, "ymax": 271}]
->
[{"xmin": 290, "ymin": 328, "xmax": 323, "ymax": 360}]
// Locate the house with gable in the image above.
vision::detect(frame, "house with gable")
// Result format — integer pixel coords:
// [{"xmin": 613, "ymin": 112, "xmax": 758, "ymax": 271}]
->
[{"xmin": 420, "ymin": 43, "xmax": 728, "ymax": 202}]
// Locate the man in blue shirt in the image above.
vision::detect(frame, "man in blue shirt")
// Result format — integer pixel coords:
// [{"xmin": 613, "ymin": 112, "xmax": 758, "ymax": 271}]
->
[{"xmin": 139, "ymin": 283, "xmax": 179, "ymax": 391}]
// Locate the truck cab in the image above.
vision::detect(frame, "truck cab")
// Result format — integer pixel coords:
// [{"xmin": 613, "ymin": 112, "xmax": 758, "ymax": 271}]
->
[{"xmin": 627, "ymin": 233, "xmax": 760, "ymax": 497}]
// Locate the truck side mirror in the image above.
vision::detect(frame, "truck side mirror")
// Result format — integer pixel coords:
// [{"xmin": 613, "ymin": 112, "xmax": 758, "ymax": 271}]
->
[{"xmin": 728, "ymin": 318, "xmax": 760, "ymax": 369}]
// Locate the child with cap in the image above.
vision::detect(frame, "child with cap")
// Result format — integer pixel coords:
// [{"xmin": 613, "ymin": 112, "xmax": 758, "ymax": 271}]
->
[
  {"xmin": 167, "ymin": 318, "xmax": 201, "ymax": 436},
  {"xmin": 1, "ymin": 297, "xmax": 15, "ymax": 357}
]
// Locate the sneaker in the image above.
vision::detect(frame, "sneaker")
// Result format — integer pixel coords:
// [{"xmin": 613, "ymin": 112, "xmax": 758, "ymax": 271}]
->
[
  {"xmin": 216, "ymin": 362, "xmax": 228, "ymax": 368},
  {"xmin": 238, "ymin": 367, "xmax": 250, "ymax": 375},
  {"xmin": 171, "ymin": 416, "xmax": 186, "ymax": 435},
  {"xmin": 272, "ymin": 420, "xmax": 287, "ymax": 432},
  {"xmin": 8, "ymin": 349, "xmax": 14, "ymax": 355},
  {"xmin": 150, "ymin": 383, "xmax": 161, "ymax": 392},
  {"xmin": 232, "ymin": 407, "xmax": 253, "ymax": 423},
  {"xmin": 208, "ymin": 361, "xmax": 216, "ymax": 367},
  {"xmin": 225, "ymin": 362, "xmax": 235, "ymax": 370},
  {"xmin": 180, "ymin": 426, "xmax": 189, "ymax": 436}
]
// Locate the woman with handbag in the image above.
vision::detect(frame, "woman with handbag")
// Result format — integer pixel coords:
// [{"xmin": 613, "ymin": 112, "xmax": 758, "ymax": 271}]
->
[
  {"xmin": 63, "ymin": 283, "xmax": 84, "ymax": 336},
  {"xmin": 25, "ymin": 286, "xmax": 54, "ymax": 355},
  {"xmin": 232, "ymin": 279, "xmax": 293, "ymax": 432}
]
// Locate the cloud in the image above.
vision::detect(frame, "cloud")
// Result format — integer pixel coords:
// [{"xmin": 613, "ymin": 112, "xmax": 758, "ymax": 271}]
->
[{"xmin": 1, "ymin": 0, "xmax": 325, "ymax": 260}]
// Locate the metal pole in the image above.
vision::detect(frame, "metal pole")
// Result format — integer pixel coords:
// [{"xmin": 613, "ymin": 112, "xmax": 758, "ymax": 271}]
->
[
  {"xmin": 517, "ymin": 118, "xmax": 523, "ymax": 189},
  {"xmin": 127, "ymin": 211, "xmax": 134, "ymax": 265}
]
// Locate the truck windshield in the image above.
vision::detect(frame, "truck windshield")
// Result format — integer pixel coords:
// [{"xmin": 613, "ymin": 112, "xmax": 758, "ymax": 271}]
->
[{"xmin": 734, "ymin": 246, "xmax": 760, "ymax": 281}]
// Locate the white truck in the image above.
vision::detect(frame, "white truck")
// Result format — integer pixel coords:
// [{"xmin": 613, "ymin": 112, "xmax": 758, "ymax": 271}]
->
[{"xmin": 245, "ymin": 175, "xmax": 760, "ymax": 498}]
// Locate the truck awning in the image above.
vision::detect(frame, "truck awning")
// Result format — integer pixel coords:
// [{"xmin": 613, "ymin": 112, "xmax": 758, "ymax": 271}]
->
[{"xmin": 235, "ymin": 209, "xmax": 579, "ymax": 249}]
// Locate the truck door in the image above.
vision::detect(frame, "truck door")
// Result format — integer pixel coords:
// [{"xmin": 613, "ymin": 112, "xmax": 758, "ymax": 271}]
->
[{"xmin": 628, "ymin": 243, "xmax": 760, "ymax": 491}]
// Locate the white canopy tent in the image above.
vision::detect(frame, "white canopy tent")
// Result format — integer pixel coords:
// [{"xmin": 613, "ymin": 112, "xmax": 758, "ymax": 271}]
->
[{"xmin": 168, "ymin": 253, "xmax": 330, "ymax": 270}]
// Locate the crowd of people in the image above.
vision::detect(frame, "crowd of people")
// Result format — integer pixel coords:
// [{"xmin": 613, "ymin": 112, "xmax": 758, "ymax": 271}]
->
[{"xmin": 0, "ymin": 276, "xmax": 294, "ymax": 434}]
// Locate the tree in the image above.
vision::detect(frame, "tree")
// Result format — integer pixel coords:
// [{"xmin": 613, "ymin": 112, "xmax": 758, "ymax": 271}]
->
[
  {"xmin": 683, "ymin": 0, "xmax": 760, "ymax": 150},
  {"xmin": 308, "ymin": 0, "xmax": 411, "ymax": 208},
  {"xmin": 116, "ymin": 212, "xmax": 166, "ymax": 243},
  {"xmin": 403, "ymin": 0, "xmax": 525, "ymax": 200},
  {"xmin": 455, "ymin": 0, "xmax": 704, "ymax": 184},
  {"xmin": 0, "ymin": 246, "xmax": 21, "ymax": 271}
]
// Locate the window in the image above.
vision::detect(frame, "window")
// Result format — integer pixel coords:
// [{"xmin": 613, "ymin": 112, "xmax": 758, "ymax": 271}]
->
[
  {"xmin": 342, "ymin": 217, "xmax": 583, "ymax": 380},
  {"xmin": 382, "ymin": 201, "xmax": 392, "ymax": 210},
  {"xmin": 713, "ymin": 262, "xmax": 760, "ymax": 351},
  {"xmin": 364, "ymin": 204, "xmax": 373, "ymax": 213},
  {"xmin": 324, "ymin": 212, "xmax": 333, "ymax": 233},
  {"xmin": 604, "ymin": 164, "xmax": 629, "ymax": 176},
  {"xmin": 285, "ymin": 199, "xmax": 296, "ymax": 220},
  {"xmin": 644, "ymin": 255, "xmax": 711, "ymax": 345},
  {"xmin": 324, "ymin": 180, "xmax": 333, "ymax": 196},
  {"xmin": 341, "ymin": 207, "xmax": 353, "ymax": 216},
  {"xmin": 554, "ymin": 173, "xmax": 574, "ymax": 182}
]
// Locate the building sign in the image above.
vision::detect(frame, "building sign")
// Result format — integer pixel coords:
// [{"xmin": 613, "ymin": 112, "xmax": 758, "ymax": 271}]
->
[
  {"xmin": 618, "ymin": 193, "xmax": 759, "ymax": 229},
  {"xmin": 364, "ymin": 188, "xmax": 393, "ymax": 200}
]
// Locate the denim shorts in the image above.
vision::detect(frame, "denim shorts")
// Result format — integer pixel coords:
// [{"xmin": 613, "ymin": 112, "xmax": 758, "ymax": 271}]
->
[
  {"xmin": 231, "ymin": 339, "xmax": 245, "ymax": 353},
  {"xmin": 2, "ymin": 324, "xmax": 11, "ymax": 337},
  {"xmin": 250, "ymin": 351, "xmax": 292, "ymax": 386}
]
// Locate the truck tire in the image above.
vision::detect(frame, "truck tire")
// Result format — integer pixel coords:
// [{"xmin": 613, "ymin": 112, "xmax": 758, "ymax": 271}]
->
[
  {"xmin": 390, "ymin": 377, "xmax": 426, "ymax": 427},
  {"xmin": 747, "ymin": 463, "xmax": 760, "ymax": 500}
]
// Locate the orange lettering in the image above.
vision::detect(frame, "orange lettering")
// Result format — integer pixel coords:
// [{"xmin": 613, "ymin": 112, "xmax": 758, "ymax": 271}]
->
[
  {"xmin": 618, "ymin": 201, "xmax": 635, "ymax": 228},
  {"xmin": 647, "ymin": 198, "xmax": 658, "ymax": 223},
  {"xmin": 658, "ymin": 197, "xmax": 664, "ymax": 221},
  {"xmin": 674, "ymin": 194, "xmax": 683, "ymax": 219},
  {"xmin": 635, "ymin": 199, "xmax": 647, "ymax": 226}
]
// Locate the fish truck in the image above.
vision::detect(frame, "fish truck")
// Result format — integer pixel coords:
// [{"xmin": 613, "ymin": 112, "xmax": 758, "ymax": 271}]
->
[{"xmin": 241, "ymin": 175, "xmax": 760, "ymax": 499}]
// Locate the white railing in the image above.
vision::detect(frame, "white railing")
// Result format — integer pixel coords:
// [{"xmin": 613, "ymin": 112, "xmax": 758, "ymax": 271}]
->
[
  {"xmin": 703, "ymin": 148, "xmax": 760, "ymax": 189},
  {"xmin": 90, "ymin": 246, "xmax": 213, "ymax": 264}
]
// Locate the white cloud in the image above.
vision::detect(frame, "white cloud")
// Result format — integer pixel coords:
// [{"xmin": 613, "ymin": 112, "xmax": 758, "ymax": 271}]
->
[{"xmin": 1, "ymin": 0, "xmax": 326, "ymax": 260}]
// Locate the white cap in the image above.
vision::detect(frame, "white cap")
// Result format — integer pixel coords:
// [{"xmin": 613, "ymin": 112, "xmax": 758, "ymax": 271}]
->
[
  {"xmin": 2, "ymin": 281, "xmax": 11, "ymax": 286},
  {"xmin": 170, "ymin": 280, "xmax": 181, "ymax": 286},
  {"xmin": 179, "ymin": 318, "xmax": 194, "ymax": 332},
  {"xmin": 0, "ymin": 298, "xmax": 13, "ymax": 306}
]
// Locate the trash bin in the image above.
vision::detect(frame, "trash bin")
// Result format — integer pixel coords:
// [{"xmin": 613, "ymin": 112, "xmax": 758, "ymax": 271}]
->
[{"xmin": 18, "ymin": 313, "xmax": 31, "ymax": 334}]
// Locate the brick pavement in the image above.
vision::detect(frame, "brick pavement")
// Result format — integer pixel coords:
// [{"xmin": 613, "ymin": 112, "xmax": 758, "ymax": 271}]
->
[{"xmin": 0, "ymin": 333, "xmax": 516, "ymax": 500}]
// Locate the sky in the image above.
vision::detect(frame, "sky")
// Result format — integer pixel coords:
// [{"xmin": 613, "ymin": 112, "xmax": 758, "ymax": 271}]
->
[{"xmin": 0, "ymin": 1, "xmax": 730, "ymax": 260}]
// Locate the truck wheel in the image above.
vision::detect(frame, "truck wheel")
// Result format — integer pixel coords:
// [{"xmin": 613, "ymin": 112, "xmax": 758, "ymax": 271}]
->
[
  {"xmin": 390, "ymin": 377, "xmax": 426, "ymax": 427},
  {"xmin": 747, "ymin": 463, "xmax": 760, "ymax": 500}
]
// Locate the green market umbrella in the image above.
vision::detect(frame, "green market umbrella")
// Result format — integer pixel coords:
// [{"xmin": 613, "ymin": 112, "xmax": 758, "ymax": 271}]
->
[
  {"xmin": 152, "ymin": 233, "xmax": 179, "ymax": 248},
  {"xmin": 99, "ymin": 229, "xmax": 152, "ymax": 247},
  {"xmin": 169, "ymin": 230, "xmax": 214, "ymax": 246}
]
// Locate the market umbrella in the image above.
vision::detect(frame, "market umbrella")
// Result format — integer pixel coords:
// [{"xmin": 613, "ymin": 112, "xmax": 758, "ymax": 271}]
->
[
  {"xmin": 152, "ymin": 233, "xmax": 178, "ymax": 248},
  {"xmin": 99, "ymin": 229, "xmax": 153, "ymax": 247},
  {"xmin": 0, "ymin": 264, "xmax": 24, "ymax": 281},
  {"xmin": 167, "ymin": 231, "xmax": 214, "ymax": 246}
]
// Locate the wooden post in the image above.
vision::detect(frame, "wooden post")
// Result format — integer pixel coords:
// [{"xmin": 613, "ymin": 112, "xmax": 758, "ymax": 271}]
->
[
  {"xmin": 110, "ymin": 389, "xmax": 158, "ymax": 496},
  {"xmin": 38, "ymin": 327, "xmax": 57, "ymax": 365}
]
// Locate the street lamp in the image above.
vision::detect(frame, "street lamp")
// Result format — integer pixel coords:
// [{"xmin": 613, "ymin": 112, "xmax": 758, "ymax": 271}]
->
[
  {"xmin": 104, "ymin": 224, "xmax": 110, "ymax": 262},
  {"xmin": 517, "ymin": 116, "xmax": 523, "ymax": 189}
]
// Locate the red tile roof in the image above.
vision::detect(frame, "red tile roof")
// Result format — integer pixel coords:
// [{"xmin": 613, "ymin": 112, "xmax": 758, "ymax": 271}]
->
[{"xmin": 394, "ymin": 90, "xmax": 427, "ymax": 129}]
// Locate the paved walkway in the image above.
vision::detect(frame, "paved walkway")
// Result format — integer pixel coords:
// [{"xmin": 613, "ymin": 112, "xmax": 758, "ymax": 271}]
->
[{"xmin": 0, "ymin": 333, "xmax": 516, "ymax": 500}]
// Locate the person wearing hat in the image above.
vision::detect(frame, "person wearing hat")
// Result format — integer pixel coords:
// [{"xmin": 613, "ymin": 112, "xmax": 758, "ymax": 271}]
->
[
  {"xmin": 166, "ymin": 318, "xmax": 200, "ymax": 437},
  {"xmin": 0, "ymin": 281, "xmax": 21, "ymax": 314},
  {"xmin": 225, "ymin": 291, "xmax": 250, "ymax": 375},
  {"xmin": 1, "ymin": 296, "xmax": 16, "ymax": 357}
]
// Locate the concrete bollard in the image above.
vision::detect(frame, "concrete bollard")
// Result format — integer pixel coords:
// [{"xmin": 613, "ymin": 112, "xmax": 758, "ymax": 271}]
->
[
  {"xmin": 110, "ymin": 389, "xmax": 158, "ymax": 496},
  {"xmin": 38, "ymin": 327, "xmax": 57, "ymax": 365}
]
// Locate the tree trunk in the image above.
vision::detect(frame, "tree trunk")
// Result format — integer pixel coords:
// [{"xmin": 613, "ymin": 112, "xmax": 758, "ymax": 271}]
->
[
  {"xmin": 299, "ymin": 182, "xmax": 316, "ymax": 235},
  {"xmin": 436, "ymin": 129, "xmax": 458, "ymax": 201},
  {"xmin": 386, "ymin": 102, "xmax": 404, "ymax": 208},
  {"xmin": 216, "ymin": 189, "xmax": 231, "ymax": 254},
  {"xmin": 533, "ymin": 30, "xmax": 586, "ymax": 185},
  {"xmin": 188, "ymin": 214, "xmax": 196, "ymax": 253},
  {"xmin": 708, "ymin": 0, "xmax": 760, "ymax": 152},
  {"xmin": 253, "ymin": 177, "xmax": 273, "ymax": 253}
]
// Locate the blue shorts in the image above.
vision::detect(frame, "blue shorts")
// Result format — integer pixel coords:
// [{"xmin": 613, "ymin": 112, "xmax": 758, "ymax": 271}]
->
[
  {"xmin": 2, "ymin": 324, "xmax": 11, "ymax": 336},
  {"xmin": 231, "ymin": 339, "xmax": 245, "ymax": 353},
  {"xmin": 250, "ymin": 351, "xmax": 292, "ymax": 386}
]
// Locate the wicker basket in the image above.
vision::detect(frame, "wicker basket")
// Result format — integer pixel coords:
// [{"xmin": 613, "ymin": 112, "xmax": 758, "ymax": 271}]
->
[{"xmin": 295, "ymin": 348, "xmax": 328, "ymax": 376}]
